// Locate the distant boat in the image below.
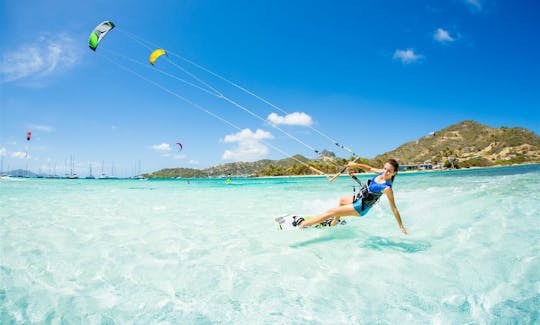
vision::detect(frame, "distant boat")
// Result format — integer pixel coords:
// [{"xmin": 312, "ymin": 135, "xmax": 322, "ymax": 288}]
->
[
  {"xmin": 67, "ymin": 155, "xmax": 79, "ymax": 179},
  {"xmin": 130, "ymin": 161, "xmax": 145, "ymax": 179},
  {"xmin": 98, "ymin": 161, "xmax": 118, "ymax": 179},
  {"xmin": 98, "ymin": 160, "xmax": 111, "ymax": 179},
  {"xmin": 0, "ymin": 156, "xmax": 6, "ymax": 177},
  {"xmin": 98, "ymin": 173, "xmax": 117, "ymax": 179},
  {"xmin": 109, "ymin": 162, "xmax": 119, "ymax": 179},
  {"xmin": 85, "ymin": 164, "xmax": 95, "ymax": 179},
  {"xmin": 46, "ymin": 163, "xmax": 59, "ymax": 178}
]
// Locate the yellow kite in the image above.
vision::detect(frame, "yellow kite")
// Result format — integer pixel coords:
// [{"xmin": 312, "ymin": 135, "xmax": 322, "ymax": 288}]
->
[{"xmin": 149, "ymin": 49, "xmax": 167, "ymax": 65}]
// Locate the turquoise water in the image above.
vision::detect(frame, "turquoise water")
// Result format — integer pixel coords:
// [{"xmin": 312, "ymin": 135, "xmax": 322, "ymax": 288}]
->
[{"xmin": 1, "ymin": 165, "xmax": 539, "ymax": 324}]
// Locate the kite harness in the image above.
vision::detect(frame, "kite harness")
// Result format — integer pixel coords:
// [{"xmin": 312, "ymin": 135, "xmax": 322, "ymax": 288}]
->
[{"xmin": 349, "ymin": 171, "xmax": 388, "ymax": 212}]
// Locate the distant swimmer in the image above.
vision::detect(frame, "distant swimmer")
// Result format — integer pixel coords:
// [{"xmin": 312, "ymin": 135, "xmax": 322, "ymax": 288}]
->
[
  {"xmin": 226, "ymin": 174, "xmax": 232, "ymax": 184},
  {"xmin": 297, "ymin": 159, "xmax": 407, "ymax": 235}
]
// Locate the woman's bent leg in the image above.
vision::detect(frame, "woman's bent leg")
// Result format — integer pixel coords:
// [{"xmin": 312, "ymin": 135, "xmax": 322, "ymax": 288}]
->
[
  {"xmin": 339, "ymin": 195, "xmax": 354, "ymax": 206},
  {"xmin": 300, "ymin": 204, "xmax": 359, "ymax": 228},
  {"xmin": 331, "ymin": 196, "xmax": 355, "ymax": 225}
]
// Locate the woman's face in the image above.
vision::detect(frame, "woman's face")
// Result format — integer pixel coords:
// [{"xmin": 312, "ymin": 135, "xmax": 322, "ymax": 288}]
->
[{"xmin": 381, "ymin": 162, "xmax": 397, "ymax": 180}]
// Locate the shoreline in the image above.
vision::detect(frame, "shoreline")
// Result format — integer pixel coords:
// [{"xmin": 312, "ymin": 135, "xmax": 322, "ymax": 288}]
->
[
  {"xmin": 250, "ymin": 162, "xmax": 540, "ymax": 179},
  {"xmin": 3, "ymin": 163, "xmax": 538, "ymax": 180}
]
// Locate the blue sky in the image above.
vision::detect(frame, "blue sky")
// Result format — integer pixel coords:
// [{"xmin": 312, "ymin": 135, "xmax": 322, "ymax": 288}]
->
[{"xmin": 1, "ymin": 0, "xmax": 539, "ymax": 177}]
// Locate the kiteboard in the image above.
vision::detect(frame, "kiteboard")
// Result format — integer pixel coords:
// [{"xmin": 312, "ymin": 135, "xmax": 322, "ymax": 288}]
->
[{"xmin": 274, "ymin": 215, "xmax": 346, "ymax": 230}]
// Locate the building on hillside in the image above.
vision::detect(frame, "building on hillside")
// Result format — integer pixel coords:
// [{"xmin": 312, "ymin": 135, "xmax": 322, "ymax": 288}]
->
[{"xmin": 399, "ymin": 161, "xmax": 434, "ymax": 171}]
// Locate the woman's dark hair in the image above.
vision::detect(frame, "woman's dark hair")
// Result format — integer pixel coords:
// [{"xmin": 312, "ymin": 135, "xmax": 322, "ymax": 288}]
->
[{"xmin": 386, "ymin": 159, "xmax": 399, "ymax": 182}]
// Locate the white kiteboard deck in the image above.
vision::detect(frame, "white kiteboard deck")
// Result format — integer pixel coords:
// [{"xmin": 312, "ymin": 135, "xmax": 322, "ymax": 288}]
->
[{"xmin": 274, "ymin": 215, "xmax": 346, "ymax": 230}]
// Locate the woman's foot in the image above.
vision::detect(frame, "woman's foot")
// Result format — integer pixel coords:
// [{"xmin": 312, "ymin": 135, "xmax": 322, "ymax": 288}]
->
[{"xmin": 292, "ymin": 216, "xmax": 305, "ymax": 228}]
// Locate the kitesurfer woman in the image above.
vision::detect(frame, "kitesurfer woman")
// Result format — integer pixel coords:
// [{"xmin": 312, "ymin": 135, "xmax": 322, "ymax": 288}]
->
[{"xmin": 297, "ymin": 159, "xmax": 408, "ymax": 234}]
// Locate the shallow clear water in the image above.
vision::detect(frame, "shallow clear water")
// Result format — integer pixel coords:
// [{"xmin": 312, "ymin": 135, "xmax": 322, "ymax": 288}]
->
[{"xmin": 1, "ymin": 165, "xmax": 539, "ymax": 324}]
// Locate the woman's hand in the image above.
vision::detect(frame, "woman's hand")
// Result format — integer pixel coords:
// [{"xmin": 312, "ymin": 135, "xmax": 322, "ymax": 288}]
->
[{"xmin": 400, "ymin": 225, "xmax": 408, "ymax": 235}]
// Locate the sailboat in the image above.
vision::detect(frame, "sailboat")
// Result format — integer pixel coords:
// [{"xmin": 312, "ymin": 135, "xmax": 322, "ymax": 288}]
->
[
  {"xmin": 131, "ymin": 160, "xmax": 146, "ymax": 179},
  {"xmin": 0, "ymin": 156, "xmax": 7, "ymax": 178},
  {"xmin": 85, "ymin": 164, "xmax": 95, "ymax": 179},
  {"xmin": 97, "ymin": 161, "xmax": 118, "ymax": 179},
  {"xmin": 108, "ymin": 162, "xmax": 119, "ymax": 179},
  {"xmin": 0, "ymin": 156, "xmax": 10, "ymax": 179},
  {"xmin": 98, "ymin": 160, "xmax": 108, "ymax": 179},
  {"xmin": 67, "ymin": 155, "xmax": 79, "ymax": 179}
]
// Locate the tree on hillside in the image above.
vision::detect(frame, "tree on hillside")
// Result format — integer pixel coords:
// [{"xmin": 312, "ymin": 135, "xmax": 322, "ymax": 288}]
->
[{"xmin": 441, "ymin": 147, "xmax": 459, "ymax": 169}]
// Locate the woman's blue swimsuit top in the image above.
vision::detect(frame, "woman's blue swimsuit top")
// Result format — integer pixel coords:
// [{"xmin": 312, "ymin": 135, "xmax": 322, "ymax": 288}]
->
[
  {"xmin": 352, "ymin": 174, "xmax": 392, "ymax": 215},
  {"xmin": 367, "ymin": 174, "xmax": 392, "ymax": 194}
]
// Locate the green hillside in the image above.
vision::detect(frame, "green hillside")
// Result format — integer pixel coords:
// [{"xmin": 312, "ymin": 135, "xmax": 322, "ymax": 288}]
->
[{"xmin": 372, "ymin": 120, "xmax": 540, "ymax": 168}]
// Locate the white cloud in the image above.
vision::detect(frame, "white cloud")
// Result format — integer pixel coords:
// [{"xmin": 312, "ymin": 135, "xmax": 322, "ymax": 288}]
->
[
  {"xmin": 151, "ymin": 143, "xmax": 172, "ymax": 153},
  {"xmin": 223, "ymin": 128, "xmax": 273, "ymax": 143},
  {"xmin": 393, "ymin": 48, "xmax": 424, "ymax": 64},
  {"xmin": 11, "ymin": 151, "xmax": 27, "ymax": 159},
  {"xmin": 434, "ymin": 28, "xmax": 455, "ymax": 43},
  {"xmin": 0, "ymin": 147, "xmax": 6, "ymax": 156},
  {"xmin": 267, "ymin": 112, "xmax": 313, "ymax": 126},
  {"xmin": 0, "ymin": 34, "xmax": 80, "ymax": 84},
  {"xmin": 189, "ymin": 160, "xmax": 199, "ymax": 165},
  {"xmin": 29, "ymin": 124, "xmax": 55, "ymax": 132},
  {"xmin": 222, "ymin": 128, "xmax": 273, "ymax": 161},
  {"xmin": 465, "ymin": 0, "xmax": 482, "ymax": 10}
]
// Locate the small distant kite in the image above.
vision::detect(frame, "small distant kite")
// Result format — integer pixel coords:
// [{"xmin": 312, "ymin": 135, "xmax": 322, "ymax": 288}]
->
[
  {"xmin": 149, "ymin": 49, "xmax": 167, "ymax": 65},
  {"xmin": 176, "ymin": 142, "xmax": 183, "ymax": 152},
  {"xmin": 89, "ymin": 21, "xmax": 115, "ymax": 51},
  {"xmin": 27, "ymin": 131, "xmax": 31, "ymax": 141}
]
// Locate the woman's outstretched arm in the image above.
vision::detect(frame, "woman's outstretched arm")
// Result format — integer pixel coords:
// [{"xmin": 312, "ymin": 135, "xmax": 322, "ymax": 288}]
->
[
  {"xmin": 384, "ymin": 188, "xmax": 407, "ymax": 235},
  {"xmin": 347, "ymin": 161, "xmax": 382, "ymax": 173}
]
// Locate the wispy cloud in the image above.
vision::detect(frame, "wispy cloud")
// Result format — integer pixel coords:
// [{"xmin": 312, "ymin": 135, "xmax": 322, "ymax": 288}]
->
[
  {"xmin": 393, "ymin": 48, "xmax": 424, "ymax": 64},
  {"xmin": 433, "ymin": 28, "xmax": 455, "ymax": 44},
  {"xmin": 222, "ymin": 128, "xmax": 273, "ymax": 162},
  {"xmin": 11, "ymin": 151, "xmax": 27, "ymax": 159},
  {"xmin": 29, "ymin": 124, "xmax": 55, "ymax": 132},
  {"xmin": 0, "ymin": 34, "xmax": 81, "ymax": 84},
  {"xmin": 267, "ymin": 112, "xmax": 313, "ymax": 126},
  {"xmin": 0, "ymin": 147, "xmax": 6, "ymax": 156},
  {"xmin": 151, "ymin": 143, "xmax": 172, "ymax": 154},
  {"xmin": 464, "ymin": 0, "xmax": 482, "ymax": 11}
]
